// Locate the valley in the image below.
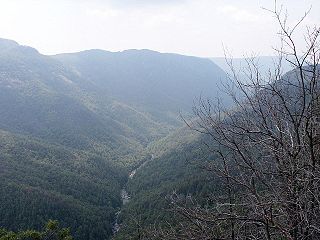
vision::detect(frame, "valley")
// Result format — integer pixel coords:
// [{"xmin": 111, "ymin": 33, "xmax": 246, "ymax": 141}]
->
[
  {"xmin": 0, "ymin": 35, "xmax": 314, "ymax": 240},
  {"xmin": 0, "ymin": 34, "xmax": 318, "ymax": 240},
  {"xmin": 0, "ymin": 38, "xmax": 227, "ymax": 240},
  {"xmin": 112, "ymin": 154, "xmax": 154, "ymax": 235},
  {"xmin": 1, "ymin": 1, "xmax": 319, "ymax": 239}
]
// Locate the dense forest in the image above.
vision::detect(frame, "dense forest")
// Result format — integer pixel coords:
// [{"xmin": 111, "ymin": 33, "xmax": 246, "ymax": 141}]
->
[
  {"xmin": 0, "ymin": 3, "xmax": 319, "ymax": 239},
  {"xmin": 0, "ymin": 38, "xmax": 227, "ymax": 239},
  {"xmin": 113, "ymin": 128, "xmax": 224, "ymax": 239}
]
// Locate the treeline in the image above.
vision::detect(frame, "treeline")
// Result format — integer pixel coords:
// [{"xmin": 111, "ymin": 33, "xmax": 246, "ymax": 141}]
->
[{"xmin": 0, "ymin": 220, "xmax": 72, "ymax": 240}]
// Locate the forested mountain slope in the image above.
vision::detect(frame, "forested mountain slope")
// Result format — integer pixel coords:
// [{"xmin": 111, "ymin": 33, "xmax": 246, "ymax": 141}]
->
[
  {"xmin": 114, "ymin": 64, "xmax": 320, "ymax": 239},
  {"xmin": 0, "ymin": 39, "xmax": 165, "ymax": 165},
  {"xmin": 0, "ymin": 38, "xmax": 227, "ymax": 239},
  {"xmin": 114, "ymin": 127, "xmax": 222, "ymax": 239},
  {"xmin": 54, "ymin": 49, "xmax": 227, "ymax": 126},
  {"xmin": 0, "ymin": 129, "xmax": 124, "ymax": 239}
]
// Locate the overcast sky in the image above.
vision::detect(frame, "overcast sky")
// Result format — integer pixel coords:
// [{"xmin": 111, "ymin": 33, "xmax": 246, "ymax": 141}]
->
[{"xmin": 0, "ymin": 0, "xmax": 319, "ymax": 57}]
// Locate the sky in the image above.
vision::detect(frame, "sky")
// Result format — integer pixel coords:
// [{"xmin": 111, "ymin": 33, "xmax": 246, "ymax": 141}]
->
[{"xmin": 0, "ymin": 0, "xmax": 319, "ymax": 57}]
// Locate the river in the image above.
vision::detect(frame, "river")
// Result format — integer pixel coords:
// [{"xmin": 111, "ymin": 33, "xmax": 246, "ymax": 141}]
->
[{"xmin": 112, "ymin": 154, "xmax": 154, "ymax": 235}]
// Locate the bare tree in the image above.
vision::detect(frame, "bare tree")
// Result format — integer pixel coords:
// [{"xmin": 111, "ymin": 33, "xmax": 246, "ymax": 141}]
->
[{"xmin": 145, "ymin": 3, "xmax": 320, "ymax": 240}]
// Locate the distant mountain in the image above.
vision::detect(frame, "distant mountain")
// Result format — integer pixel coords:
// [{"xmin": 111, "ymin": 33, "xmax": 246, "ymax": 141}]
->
[
  {"xmin": 54, "ymin": 49, "xmax": 227, "ymax": 126},
  {"xmin": 0, "ymin": 38, "xmax": 228, "ymax": 239},
  {"xmin": 211, "ymin": 56, "xmax": 294, "ymax": 76},
  {"xmin": 0, "ymin": 40, "xmax": 166, "ymax": 160}
]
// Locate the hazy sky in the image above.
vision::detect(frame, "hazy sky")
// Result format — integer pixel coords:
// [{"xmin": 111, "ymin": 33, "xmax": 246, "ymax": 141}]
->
[{"xmin": 0, "ymin": 0, "xmax": 319, "ymax": 57}]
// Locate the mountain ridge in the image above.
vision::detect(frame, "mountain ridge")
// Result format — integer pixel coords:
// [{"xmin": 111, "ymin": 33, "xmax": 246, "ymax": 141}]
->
[{"xmin": 0, "ymin": 38, "xmax": 228, "ymax": 239}]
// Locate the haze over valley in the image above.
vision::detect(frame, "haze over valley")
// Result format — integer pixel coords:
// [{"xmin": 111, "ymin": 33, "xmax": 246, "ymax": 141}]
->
[
  {"xmin": 0, "ymin": 1, "xmax": 319, "ymax": 240},
  {"xmin": 0, "ymin": 38, "xmax": 228, "ymax": 239}
]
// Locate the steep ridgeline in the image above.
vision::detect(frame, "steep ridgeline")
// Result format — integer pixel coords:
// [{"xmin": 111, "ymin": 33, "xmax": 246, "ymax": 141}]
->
[{"xmin": 0, "ymin": 38, "xmax": 227, "ymax": 240}]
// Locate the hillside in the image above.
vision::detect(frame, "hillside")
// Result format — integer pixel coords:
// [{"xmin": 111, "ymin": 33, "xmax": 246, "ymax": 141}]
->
[
  {"xmin": 54, "ymin": 49, "xmax": 227, "ymax": 126},
  {"xmin": 0, "ymin": 130, "xmax": 124, "ymax": 239},
  {"xmin": 0, "ymin": 39, "xmax": 167, "ymax": 166},
  {"xmin": 113, "ymin": 127, "xmax": 223, "ymax": 239},
  {"xmin": 0, "ymin": 38, "xmax": 227, "ymax": 239},
  {"xmin": 114, "ymin": 64, "xmax": 319, "ymax": 239}
]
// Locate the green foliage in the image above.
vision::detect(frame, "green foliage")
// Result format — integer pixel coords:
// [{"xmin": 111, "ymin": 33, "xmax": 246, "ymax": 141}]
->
[
  {"xmin": 0, "ymin": 129, "xmax": 125, "ymax": 239},
  {"xmin": 114, "ymin": 129, "xmax": 223, "ymax": 239},
  {"xmin": 0, "ymin": 220, "xmax": 72, "ymax": 240},
  {"xmin": 0, "ymin": 38, "xmax": 227, "ymax": 240}
]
